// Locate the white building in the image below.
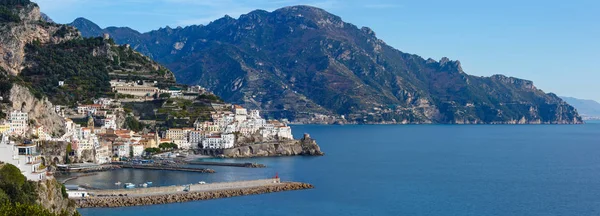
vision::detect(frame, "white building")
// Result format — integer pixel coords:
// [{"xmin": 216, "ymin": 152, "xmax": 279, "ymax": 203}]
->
[
  {"xmin": 0, "ymin": 134, "xmax": 46, "ymax": 181},
  {"xmin": 131, "ymin": 144, "xmax": 144, "ymax": 157},
  {"xmin": 113, "ymin": 143, "xmax": 130, "ymax": 158},
  {"xmin": 9, "ymin": 110, "xmax": 28, "ymax": 136},
  {"xmin": 103, "ymin": 114, "xmax": 117, "ymax": 130},
  {"xmin": 233, "ymin": 105, "xmax": 248, "ymax": 122},
  {"xmin": 188, "ymin": 130, "xmax": 204, "ymax": 148},
  {"xmin": 173, "ymin": 139, "xmax": 191, "ymax": 150},
  {"xmin": 95, "ymin": 144, "xmax": 111, "ymax": 164},
  {"xmin": 201, "ymin": 133, "xmax": 234, "ymax": 149}
]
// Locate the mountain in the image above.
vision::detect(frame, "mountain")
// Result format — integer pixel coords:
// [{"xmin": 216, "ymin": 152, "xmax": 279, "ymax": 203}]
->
[
  {"xmin": 40, "ymin": 12, "xmax": 53, "ymax": 23},
  {"xmin": 0, "ymin": 0, "xmax": 176, "ymax": 134},
  {"xmin": 560, "ymin": 97, "xmax": 600, "ymax": 119},
  {"xmin": 70, "ymin": 6, "xmax": 582, "ymax": 124}
]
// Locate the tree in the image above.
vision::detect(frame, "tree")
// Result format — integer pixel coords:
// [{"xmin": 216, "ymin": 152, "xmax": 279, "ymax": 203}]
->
[
  {"xmin": 0, "ymin": 164, "xmax": 37, "ymax": 205},
  {"xmin": 123, "ymin": 116, "xmax": 144, "ymax": 132},
  {"xmin": 144, "ymin": 148, "xmax": 160, "ymax": 155},
  {"xmin": 159, "ymin": 142, "xmax": 177, "ymax": 150},
  {"xmin": 65, "ymin": 144, "xmax": 72, "ymax": 164},
  {"xmin": 159, "ymin": 93, "xmax": 171, "ymax": 98}
]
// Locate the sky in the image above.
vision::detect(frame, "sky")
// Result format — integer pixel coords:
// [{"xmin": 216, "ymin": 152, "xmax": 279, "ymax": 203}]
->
[{"xmin": 35, "ymin": 0, "xmax": 600, "ymax": 101}]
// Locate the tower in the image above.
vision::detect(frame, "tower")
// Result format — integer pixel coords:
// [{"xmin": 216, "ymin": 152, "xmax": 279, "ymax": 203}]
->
[{"xmin": 87, "ymin": 116, "xmax": 94, "ymax": 130}]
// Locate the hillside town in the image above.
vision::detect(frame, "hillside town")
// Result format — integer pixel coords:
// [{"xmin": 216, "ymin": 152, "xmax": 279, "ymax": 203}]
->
[{"xmin": 0, "ymin": 81, "xmax": 295, "ymax": 181}]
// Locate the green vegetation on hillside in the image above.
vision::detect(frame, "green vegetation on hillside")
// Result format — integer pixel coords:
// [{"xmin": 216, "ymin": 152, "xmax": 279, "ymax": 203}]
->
[
  {"xmin": 18, "ymin": 36, "xmax": 176, "ymax": 106},
  {"xmin": 123, "ymin": 116, "xmax": 145, "ymax": 132},
  {"xmin": 0, "ymin": 0, "xmax": 32, "ymax": 23},
  {"xmin": 20, "ymin": 37, "xmax": 112, "ymax": 105},
  {"xmin": 0, "ymin": 164, "xmax": 79, "ymax": 216}
]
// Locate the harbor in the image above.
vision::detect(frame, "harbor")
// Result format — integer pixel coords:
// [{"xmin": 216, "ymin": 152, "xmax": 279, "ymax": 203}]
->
[
  {"xmin": 72, "ymin": 178, "xmax": 313, "ymax": 208},
  {"xmin": 185, "ymin": 161, "xmax": 266, "ymax": 168},
  {"xmin": 119, "ymin": 164, "xmax": 215, "ymax": 173}
]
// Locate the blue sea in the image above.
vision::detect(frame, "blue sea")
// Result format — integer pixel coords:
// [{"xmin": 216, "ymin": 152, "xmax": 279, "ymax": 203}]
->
[{"xmin": 77, "ymin": 123, "xmax": 600, "ymax": 216}]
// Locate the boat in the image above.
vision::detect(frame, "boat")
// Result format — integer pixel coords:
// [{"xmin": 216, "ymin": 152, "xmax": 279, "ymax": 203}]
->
[
  {"xmin": 124, "ymin": 183, "xmax": 135, "ymax": 189},
  {"xmin": 142, "ymin": 183, "xmax": 148, "ymax": 187},
  {"xmin": 146, "ymin": 181, "xmax": 153, "ymax": 185},
  {"xmin": 114, "ymin": 182, "xmax": 121, "ymax": 185}
]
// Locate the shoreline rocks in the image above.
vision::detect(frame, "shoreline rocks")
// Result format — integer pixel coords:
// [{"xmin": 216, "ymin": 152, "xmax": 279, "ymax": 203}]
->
[
  {"xmin": 221, "ymin": 133, "xmax": 324, "ymax": 158},
  {"xmin": 75, "ymin": 182, "xmax": 314, "ymax": 208}
]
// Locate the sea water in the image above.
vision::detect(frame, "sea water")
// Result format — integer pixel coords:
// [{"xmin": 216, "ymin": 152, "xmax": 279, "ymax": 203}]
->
[{"xmin": 79, "ymin": 123, "xmax": 600, "ymax": 216}]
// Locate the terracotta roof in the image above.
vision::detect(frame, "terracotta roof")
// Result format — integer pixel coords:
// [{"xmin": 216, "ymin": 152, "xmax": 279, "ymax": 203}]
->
[{"xmin": 82, "ymin": 104, "xmax": 102, "ymax": 108}]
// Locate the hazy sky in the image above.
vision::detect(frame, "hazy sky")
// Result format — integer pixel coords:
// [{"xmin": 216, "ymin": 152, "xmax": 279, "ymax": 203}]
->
[{"xmin": 36, "ymin": 0, "xmax": 600, "ymax": 101}]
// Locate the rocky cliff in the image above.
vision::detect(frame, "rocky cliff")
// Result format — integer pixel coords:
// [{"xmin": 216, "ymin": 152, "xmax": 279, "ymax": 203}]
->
[
  {"xmin": 0, "ymin": 163, "xmax": 78, "ymax": 215},
  {"xmin": 10, "ymin": 84, "xmax": 64, "ymax": 135},
  {"xmin": 223, "ymin": 134, "xmax": 323, "ymax": 158},
  {"xmin": 70, "ymin": 6, "xmax": 583, "ymax": 124},
  {"xmin": 0, "ymin": 2, "xmax": 78, "ymax": 75},
  {"xmin": 36, "ymin": 179, "xmax": 79, "ymax": 215}
]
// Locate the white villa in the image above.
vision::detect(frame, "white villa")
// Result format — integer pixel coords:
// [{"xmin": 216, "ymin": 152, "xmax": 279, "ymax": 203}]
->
[{"xmin": 0, "ymin": 134, "xmax": 46, "ymax": 181}]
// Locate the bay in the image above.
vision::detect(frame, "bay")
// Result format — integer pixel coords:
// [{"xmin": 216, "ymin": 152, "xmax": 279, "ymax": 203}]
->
[{"xmin": 78, "ymin": 123, "xmax": 600, "ymax": 216}]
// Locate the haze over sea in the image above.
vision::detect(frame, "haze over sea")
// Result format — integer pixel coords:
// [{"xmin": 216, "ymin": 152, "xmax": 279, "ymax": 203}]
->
[{"xmin": 78, "ymin": 123, "xmax": 600, "ymax": 216}]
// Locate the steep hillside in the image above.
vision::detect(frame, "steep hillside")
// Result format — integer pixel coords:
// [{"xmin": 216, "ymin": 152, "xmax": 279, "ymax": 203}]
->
[
  {"xmin": 0, "ymin": 0, "xmax": 177, "ymax": 136},
  {"xmin": 71, "ymin": 6, "xmax": 582, "ymax": 124},
  {"xmin": 0, "ymin": 1, "xmax": 175, "ymax": 105}
]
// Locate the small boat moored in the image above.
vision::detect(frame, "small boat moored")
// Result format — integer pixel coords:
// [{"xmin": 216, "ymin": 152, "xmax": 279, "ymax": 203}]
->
[{"xmin": 124, "ymin": 183, "xmax": 135, "ymax": 189}]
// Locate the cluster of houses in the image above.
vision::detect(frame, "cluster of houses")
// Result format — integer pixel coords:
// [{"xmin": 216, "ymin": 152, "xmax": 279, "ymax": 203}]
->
[
  {"xmin": 0, "ymin": 81, "xmax": 296, "ymax": 181},
  {"xmin": 0, "ymin": 110, "xmax": 30, "ymax": 136},
  {"xmin": 164, "ymin": 105, "xmax": 294, "ymax": 150}
]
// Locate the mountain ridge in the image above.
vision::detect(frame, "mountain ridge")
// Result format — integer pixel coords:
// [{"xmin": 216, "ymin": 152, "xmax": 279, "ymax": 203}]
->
[
  {"xmin": 560, "ymin": 96, "xmax": 600, "ymax": 119},
  {"xmin": 69, "ymin": 5, "xmax": 582, "ymax": 124}
]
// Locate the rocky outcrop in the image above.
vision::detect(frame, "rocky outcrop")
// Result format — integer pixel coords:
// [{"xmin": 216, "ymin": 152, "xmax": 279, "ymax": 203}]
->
[
  {"xmin": 223, "ymin": 134, "xmax": 324, "ymax": 158},
  {"xmin": 10, "ymin": 84, "xmax": 64, "ymax": 136},
  {"xmin": 36, "ymin": 179, "xmax": 78, "ymax": 215},
  {"xmin": 0, "ymin": 3, "xmax": 79, "ymax": 75},
  {"xmin": 75, "ymin": 182, "xmax": 314, "ymax": 208}
]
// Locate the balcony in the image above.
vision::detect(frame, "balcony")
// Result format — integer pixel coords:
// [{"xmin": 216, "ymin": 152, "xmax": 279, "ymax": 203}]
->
[
  {"xmin": 33, "ymin": 167, "xmax": 47, "ymax": 174},
  {"xmin": 26, "ymin": 159, "xmax": 42, "ymax": 165}
]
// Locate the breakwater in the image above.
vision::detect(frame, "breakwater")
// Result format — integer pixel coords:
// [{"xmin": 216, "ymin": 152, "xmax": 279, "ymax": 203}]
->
[
  {"xmin": 120, "ymin": 165, "xmax": 215, "ymax": 173},
  {"xmin": 60, "ymin": 173, "xmax": 98, "ymax": 184},
  {"xmin": 186, "ymin": 161, "xmax": 266, "ymax": 168},
  {"xmin": 75, "ymin": 182, "xmax": 313, "ymax": 208}
]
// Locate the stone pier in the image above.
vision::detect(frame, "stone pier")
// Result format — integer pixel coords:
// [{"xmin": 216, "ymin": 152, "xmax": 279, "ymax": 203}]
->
[{"xmin": 74, "ymin": 179, "xmax": 313, "ymax": 208}]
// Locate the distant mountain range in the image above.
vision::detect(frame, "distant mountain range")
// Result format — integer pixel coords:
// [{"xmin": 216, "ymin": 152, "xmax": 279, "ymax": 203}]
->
[
  {"xmin": 560, "ymin": 97, "xmax": 600, "ymax": 119},
  {"xmin": 68, "ymin": 6, "xmax": 582, "ymax": 124}
]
